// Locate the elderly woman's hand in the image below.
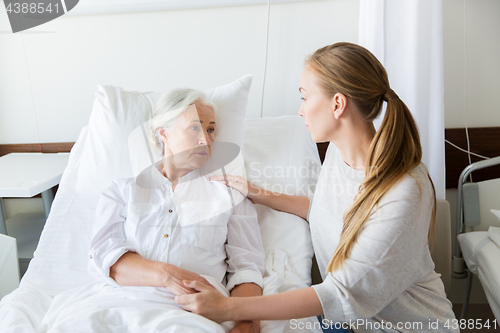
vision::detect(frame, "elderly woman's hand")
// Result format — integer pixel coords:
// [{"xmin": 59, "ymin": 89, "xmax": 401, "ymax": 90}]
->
[
  {"xmin": 230, "ymin": 321, "xmax": 260, "ymax": 333},
  {"xmin": 209, "ymin": 175, "xmax": 264, "ymax": 204},
  {"xmin": 161, "ymin": 264, "xmax": 215, "ymax": 296}
]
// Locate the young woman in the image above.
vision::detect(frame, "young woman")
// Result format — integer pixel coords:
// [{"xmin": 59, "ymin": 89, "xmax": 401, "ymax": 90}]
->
[{"xmin": 175, "ymin": 42, "xmax": 459, "ymax": 332}]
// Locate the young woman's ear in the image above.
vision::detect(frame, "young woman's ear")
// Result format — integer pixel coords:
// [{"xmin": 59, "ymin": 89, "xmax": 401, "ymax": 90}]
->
[{"xmin": 332, "ymin": 93, "xmax": 347, "ymax": 120}]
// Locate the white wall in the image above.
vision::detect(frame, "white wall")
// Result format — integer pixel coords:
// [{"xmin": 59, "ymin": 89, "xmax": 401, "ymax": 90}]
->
[
  {"xmin": 2, "ymin": 0, "xmax": 498, "ymax": 142},
  {"xmin": 0, "ymin": 0, "xmax": 359, "ymax": 144},
  {"xmin": 0, "ymin": 0, "xmax": 359, "ymax": 218},
  {"xmin": 443, "ymin": 0, "xmax": 500, "ymax": 129}
]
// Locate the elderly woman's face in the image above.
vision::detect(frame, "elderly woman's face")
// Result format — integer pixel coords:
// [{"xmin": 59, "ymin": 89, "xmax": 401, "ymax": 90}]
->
[{"xmin": 161, "ymin": 102, "xmax": 216, "ymax": 171}]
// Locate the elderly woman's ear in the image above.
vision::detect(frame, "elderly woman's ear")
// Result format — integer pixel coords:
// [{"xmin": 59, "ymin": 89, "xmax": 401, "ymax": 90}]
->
[{"xmin": 158, "ymin": 127, "xmax": 168, "ymax": 143}]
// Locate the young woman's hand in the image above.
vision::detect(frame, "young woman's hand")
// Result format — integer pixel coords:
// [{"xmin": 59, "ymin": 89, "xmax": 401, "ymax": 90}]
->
[
  {"xmin": 209, "ymin": 175, "xmax": 264, "ymax": 204},
  {"xmin": 161, "ymin": 264, "xmax": 214, "ymax": 296},
  {"xmin": 175, "ymin": 280, "xmax": 232, "ymax": 323},
  {"xmin": 209, "ymin": 174, "xmax": 310, "ymax": 220}
]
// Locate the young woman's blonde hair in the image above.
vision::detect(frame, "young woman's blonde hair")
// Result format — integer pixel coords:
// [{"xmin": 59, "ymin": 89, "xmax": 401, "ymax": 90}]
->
[
  {"xmin": 306, "ymin": 42, "xmax": 436, "ymax": 273},
  {"xmin": 148, "ymin": 88, "xmax": 217, "ymax": 157}
]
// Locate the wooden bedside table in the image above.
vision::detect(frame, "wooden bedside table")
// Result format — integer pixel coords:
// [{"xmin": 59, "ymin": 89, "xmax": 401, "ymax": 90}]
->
[{"xmin": 0, "ymin": 153, "xmax": 70, "ymax": 275}]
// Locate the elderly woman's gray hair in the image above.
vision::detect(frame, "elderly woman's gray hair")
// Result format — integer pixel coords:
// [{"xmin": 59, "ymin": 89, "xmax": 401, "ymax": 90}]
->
[{"xmin": 148, "ymin": 88, "xmax": 217, "ymax": 156}]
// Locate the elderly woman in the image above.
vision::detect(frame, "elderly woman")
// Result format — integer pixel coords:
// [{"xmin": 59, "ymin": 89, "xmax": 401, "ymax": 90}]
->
[{"xmin": 40, "ymin": 89, "xmax": 265, "ymax": 333}]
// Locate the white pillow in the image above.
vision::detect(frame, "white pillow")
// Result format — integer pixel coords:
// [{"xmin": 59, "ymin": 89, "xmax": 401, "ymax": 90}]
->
[
  {"xmin": 244, "ymin": 116, "xmax": 321, "ymax": 196},
  {"xmin": 78, "ymin": 75, "xmax": 252, "ymax": 196},
  {"xmin": 243, "ymin": 116, "xmax": 321, "ymax": 286}
]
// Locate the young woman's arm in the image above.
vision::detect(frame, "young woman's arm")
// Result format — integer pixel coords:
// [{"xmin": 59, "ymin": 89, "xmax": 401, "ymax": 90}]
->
[
  {"xmin": 175, "ymin": 281, "xmax": 323, "ymax": 323},
  {"xmin": 209, "ymin": 175, "xmax": 310, "ymax": 220},
  {"xmin": 254, "ymin": 189, "xmax": 310, "ymax": 220}
]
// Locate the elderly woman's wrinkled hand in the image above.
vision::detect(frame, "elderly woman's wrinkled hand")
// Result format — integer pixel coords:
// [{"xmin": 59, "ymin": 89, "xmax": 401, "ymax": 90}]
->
[
  {"xmin": 229, "ymin": 321, "xmax": 260, "ymax": 333},
  {"xmin": 175, "ymin": 280, "xmax": 232, "ymax": 323},
  {"xmin": 162, "ymin": 265, "xmax": 215, "ymax": 296}
]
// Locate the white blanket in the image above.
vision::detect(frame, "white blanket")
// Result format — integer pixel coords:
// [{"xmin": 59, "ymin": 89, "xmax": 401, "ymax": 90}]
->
[
  {"xmin": 0, "ymin": 251, "xmax": 321, "ymax": 333},
  {"xmin": 36, "ymin": 251, "xmax": 320, "ymax": 333},
  {"xmin": 39, "ymin": 275, "xmax": 234, "ymax": 333},
  {"xmin": 10, "ymin": 251, "xmax": 320, "ymax": 333}
]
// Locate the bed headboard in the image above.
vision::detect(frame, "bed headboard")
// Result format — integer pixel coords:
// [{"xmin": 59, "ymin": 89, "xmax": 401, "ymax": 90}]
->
[{"xmin": 0, "ymin": 143, "xmax": 74, "ymax": 157}]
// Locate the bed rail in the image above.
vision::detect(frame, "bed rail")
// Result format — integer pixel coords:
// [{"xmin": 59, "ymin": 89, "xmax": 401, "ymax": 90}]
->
[{"xmin": 452, "ymin": 156, "xmax": 500, "ymax": 278}]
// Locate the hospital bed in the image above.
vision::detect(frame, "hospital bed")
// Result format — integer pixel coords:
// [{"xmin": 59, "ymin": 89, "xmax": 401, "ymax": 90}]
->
[
  {"xmin": 0, "ymin": 78, "xmax": 458, "ymax": 332},
  {"xmin": 453, "ymin": 156, "xmax": 500, "ymax": 321},
  {"xmin": 0, "ymin": 79, "xmax": 323, "ymax": 332}
]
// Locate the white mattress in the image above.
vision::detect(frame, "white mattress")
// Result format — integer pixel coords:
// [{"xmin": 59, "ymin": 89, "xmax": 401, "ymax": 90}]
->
[{"xmin": 458, "ymin": 232, "xmax": 500, "ymax": 321}]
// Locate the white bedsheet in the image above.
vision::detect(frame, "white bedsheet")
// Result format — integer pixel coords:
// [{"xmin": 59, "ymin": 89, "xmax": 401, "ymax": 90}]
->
[
  {"xmin": 458, "ymin": 231, "xmax": 500, "ymax": 321},
  {"xmin": 0, "ymin": 121, "xmax": 322, "ymax": 332},
  {"xmin": 39, "ymin": 275, "xmax": 235, "ymax": 333}
]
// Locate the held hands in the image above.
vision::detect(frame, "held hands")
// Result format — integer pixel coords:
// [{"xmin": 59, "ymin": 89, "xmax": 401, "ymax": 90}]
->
[
  {"xmin": 162, "ymin": 264, "xmax": 214, "ymax": 296},
  {"xmin": 175, "ymin": 280, "xmax": 260, "ymax": 332},
  {"xmin": 175, "ymin": 280, "xmax": 232, "ymax": 323}
]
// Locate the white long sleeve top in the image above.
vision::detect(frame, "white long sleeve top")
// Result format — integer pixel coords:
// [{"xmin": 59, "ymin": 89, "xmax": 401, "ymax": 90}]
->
[
  {"xmin": 88, "ymin": 161, "xmax": 265, "ymax": 292},
  {"xmin": 309, "ymin": 143, "xmax": 458, "ymax": 332}
]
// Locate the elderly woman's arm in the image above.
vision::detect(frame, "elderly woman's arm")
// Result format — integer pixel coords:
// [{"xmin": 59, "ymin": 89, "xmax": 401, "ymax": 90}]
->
[
  {"xmin": 110, "ymin": 252, "xmax": 212, "ymax": 295},
  {"xmin": 110, "ymin": 252, "xmax": 163, "ymax": 286},
  {"xmin": 230, "ymin": 283, "xmax": 263, "ymax": 332},
  {"xmin": 89, "ymin": 179, "xmax": 211, "ymax": 295},
  {"xmin": 225, "ymin": 194, "xmax": 266, "ymax": 332}
]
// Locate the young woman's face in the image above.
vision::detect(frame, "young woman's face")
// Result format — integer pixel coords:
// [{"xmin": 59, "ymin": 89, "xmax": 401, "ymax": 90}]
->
[
  {"xmin": 162, "ymin": 102, "xmax": 216, "ymax": 171},
  {"xmin": 298, "ymin": 66, "xmax": 337, "ymax": 143}
]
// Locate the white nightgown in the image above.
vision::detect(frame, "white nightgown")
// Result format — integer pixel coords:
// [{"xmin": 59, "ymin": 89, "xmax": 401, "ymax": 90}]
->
[{"xmin": 40, "ymin": 161, "xmax": 265, "ymax": 333}]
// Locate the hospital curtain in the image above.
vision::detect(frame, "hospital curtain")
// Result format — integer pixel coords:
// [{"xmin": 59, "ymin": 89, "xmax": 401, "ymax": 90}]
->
[{"xmin": 358, "ymin": 0, "xmax": 446, "ymax": 200}]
